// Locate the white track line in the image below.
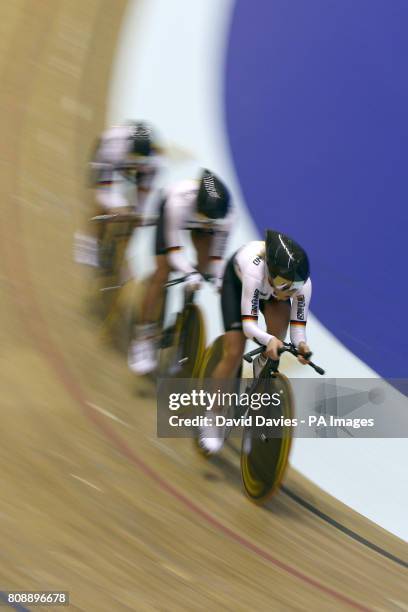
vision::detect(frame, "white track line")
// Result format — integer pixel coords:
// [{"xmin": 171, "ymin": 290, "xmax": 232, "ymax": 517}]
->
[
  {"xmin": 70, "ymin": 474, "xmax": 103, "ymax": 492},
  {"xmin": 87, "ymin": 401, "xmax": 133, "ymax": 429}
]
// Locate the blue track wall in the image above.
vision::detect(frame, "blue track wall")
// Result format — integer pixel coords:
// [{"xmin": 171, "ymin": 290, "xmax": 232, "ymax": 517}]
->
[{"xmin": 226, "ymin": 0, "xmax": 408, "ymax": 377}]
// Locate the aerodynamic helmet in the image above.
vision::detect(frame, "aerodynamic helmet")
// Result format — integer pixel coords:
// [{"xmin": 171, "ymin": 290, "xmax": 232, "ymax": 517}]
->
[
  {"xmin": 128, "ymin": 121, "xmax": 157, "ymax": 157},
  {"xmin": 265, "ymin": 229, "xmax": 310, "ymax": 290},
  {"xmin": 196, "ymin": 169, "xmax": 231, "ymax": 220}
]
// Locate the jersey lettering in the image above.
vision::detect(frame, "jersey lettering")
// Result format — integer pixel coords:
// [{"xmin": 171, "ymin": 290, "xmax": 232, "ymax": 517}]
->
[
  {"xmin": 203, "ymin": 174, "xmax": 221, "ymax": 199},
  {"xmin": 296, "ymin": 295, "xmax": 305, "ymax": 320},
  {"xmin": 251, "ymin": 289, "xmax": 259, "ymax": 315}
]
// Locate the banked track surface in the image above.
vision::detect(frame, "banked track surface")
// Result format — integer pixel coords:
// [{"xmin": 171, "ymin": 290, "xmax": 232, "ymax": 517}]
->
[{"xmin": 0, "ymin": 2, "xmax": 407, "ymax": 611}]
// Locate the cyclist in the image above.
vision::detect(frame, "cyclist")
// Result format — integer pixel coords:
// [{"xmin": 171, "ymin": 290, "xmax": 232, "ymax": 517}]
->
[
  {"xmin": 128, "ymin": 168, "xmax": 234, "ymax": 374},
  {"xmin": 199, "ymin": 229, "xmax": 312, "ymax": 453},
  {"xmin": 75, "ymin": 120, "xmax": 162, "ymax": 267}
]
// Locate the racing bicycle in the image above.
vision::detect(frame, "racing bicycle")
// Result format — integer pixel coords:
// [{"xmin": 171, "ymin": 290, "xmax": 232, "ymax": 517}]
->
[
  {"xmin": 196, "ymin": 337, "xmax": 325, "ymax": 504},
  {"xmin": 90, "ymin": 211, "xmax": 157, "ymax": 350},
  {"xmin": 157, "ymin": 276, "xmax": 212, "ymax": 379}
]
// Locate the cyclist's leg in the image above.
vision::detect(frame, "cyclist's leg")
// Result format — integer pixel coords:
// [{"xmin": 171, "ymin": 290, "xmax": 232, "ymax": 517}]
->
[
  {"xmin": 197, "ymin": 255, "xmax": 244, "ymax": 453},
  {"xmin": 262, "ymin": 298, "xmax": 290, "ymax": 340},
  {"xmin": 198, "ymin": 257, "xmax": 246, "ymax": 454},
  {"xmin": 251, "ymin": 298, "xmax": 291, "ymax": 376},
  {"xmin": 197, "ymin": 329, "xmax": 245, "ymax": 453},
  {"xmin": 96, "ymin": 189, "xmax": 134, "ymax": 318},
  {"xmin": 211, "ymin": 255, "xmax": 245, "ymax": 378},
  {"xmin": 139, "ymin": 255, "xmax": 170, "ymax": 325},
  {"xmin": 128, "ymin": 255, "xmax": 169, "ymax": 373},
  {"xmin": 211, "ymin": 331, "xmax": 246, "ymax": 379},
  {"xmin": 93, "ymin": 186, "xmax": 132, "ymax": 269},
  {"xmin": 137, "ymin": 195, "xmax": 169, "ymax": 325},
  {"xmin": 128, "ymin": 199, "xmax": 169, "ymax": 374}
]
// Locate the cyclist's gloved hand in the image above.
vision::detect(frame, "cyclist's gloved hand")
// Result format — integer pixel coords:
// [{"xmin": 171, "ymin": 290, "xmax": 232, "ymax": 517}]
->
[
  {"xmin": 265, "ymin": 336, "xmax": 284, "ymax": 361},
  {"xmin": 297, "ymin": 342, "xmax": 312, "ymax": 365},
  {"xmin": 185, "ymin": 271, "xmax": 203, "ymax": 292}
]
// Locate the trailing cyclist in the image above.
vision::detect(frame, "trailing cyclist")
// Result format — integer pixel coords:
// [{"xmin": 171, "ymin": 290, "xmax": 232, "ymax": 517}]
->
[
  {"xmin": 75, "ymin": 120, "xmax": 162, "ymax": 267},
  {"xmin": 128, "ymin": 168, "xmax": 234, "ymax": 375}
]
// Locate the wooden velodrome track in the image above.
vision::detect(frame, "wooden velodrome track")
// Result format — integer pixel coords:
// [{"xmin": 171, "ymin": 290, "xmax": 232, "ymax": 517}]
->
[{"xmin": 0, "ymin": 1, "xmax": 406, "ymax": 610}]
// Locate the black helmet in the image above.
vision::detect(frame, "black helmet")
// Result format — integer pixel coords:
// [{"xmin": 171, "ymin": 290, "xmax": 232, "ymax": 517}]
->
[
  {"xmin": 128, "ymin": 121, "xmax": 157, "ymax": 157},
  {"xmin": 265, "ymin": 229, "xmax": 310, "ymax": 289},
  {"xmin": 196, "ymin": 169, "xmax": 231, "ymax": 220}
]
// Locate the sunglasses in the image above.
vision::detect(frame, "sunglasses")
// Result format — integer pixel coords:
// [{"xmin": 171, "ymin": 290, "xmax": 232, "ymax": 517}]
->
[{"xmin": 268, "ymin": 274, "xmax": 304, "ymax": 293}]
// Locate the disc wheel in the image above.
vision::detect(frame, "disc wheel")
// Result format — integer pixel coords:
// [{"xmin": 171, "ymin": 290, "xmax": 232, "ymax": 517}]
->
[{"xmin": 241, "ymin": 372, "xmax": 293, "ymax": 504}]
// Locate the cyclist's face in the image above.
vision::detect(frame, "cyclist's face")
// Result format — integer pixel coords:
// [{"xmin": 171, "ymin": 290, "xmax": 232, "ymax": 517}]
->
[{"xmin": 268, "ymin": 274, "xmax": 298, "ymax": 300}]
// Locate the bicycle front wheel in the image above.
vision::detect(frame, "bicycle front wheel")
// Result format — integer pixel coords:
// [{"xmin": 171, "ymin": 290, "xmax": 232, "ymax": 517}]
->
[
  {"xmin": 241, "ymin": 372, "xmax": 293, "ymax": 505},
  {"xmin": 160, "ymin": 304, "xmax": 206, "ymax": 378}
]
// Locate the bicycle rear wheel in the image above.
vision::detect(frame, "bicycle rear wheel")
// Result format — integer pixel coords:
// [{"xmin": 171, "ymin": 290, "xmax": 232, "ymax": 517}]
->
[
  {"xmin": 241, "ymin": 372, "xmax": 293, "ymax": 504},
  {"xmin": 198, "ymin": 335, "xmax": 224, "ymax": 377}
]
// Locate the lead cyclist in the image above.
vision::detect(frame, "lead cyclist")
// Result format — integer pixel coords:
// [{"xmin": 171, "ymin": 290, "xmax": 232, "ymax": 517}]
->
[{"xmin": 199, "ymin": 229, "xmax": 313, "ymax": 454}]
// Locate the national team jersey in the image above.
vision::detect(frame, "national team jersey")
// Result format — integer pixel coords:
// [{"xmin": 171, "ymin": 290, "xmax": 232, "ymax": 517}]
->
[
  {"xmin": 90, "ymin": 125, "xmax": 161, "ymax": 211},
  {"xmin": 162, "ymin": 179, "xmax": 234, "ymax": 279},
  {"xmin": 234, "ymin": 241, "xmax": 312, "ymax": 347}
]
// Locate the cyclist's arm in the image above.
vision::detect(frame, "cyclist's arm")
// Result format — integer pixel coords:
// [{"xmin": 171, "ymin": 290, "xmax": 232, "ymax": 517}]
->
[
  {"xmin": 241, "ymin": 275, "xmax": 273, "ymax": 346},
  {"xmin": 290, "ymin": 278, "xmax": 312, "ymax": 347},
  {"xmin": 208, "ymin": 210, "xmax": 235, "ymax": 280},
  {"xmin": 164, "ymin": 194, "xmax": 196, "ymax": 276}
]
